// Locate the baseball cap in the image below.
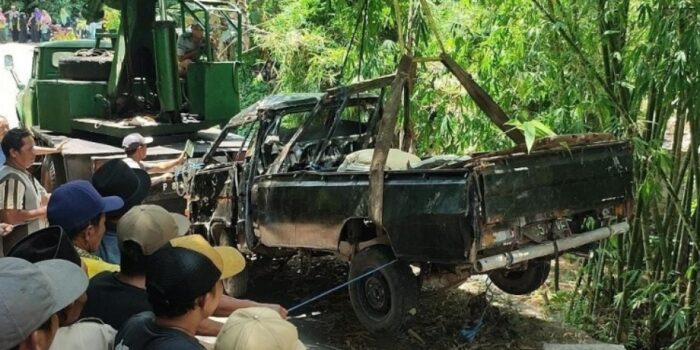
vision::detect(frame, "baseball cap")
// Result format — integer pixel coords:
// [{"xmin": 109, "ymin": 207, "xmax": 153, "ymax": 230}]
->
[
  {"xmin": 92, "ymin": 159, "xmax": 151, "ymax": 217},
  {"xmin": 7, "ymin": 226, "xmax": 81, "ymax": 266},
  {"xmin": 117, "ymin": 205, "xmax": 191, "ymax": 255},
  {"xmin": 122, "ymin": 133, "xmax": 153, "ymax": 150},
  {"xmin": 0, "ymin": 258, "xmax": 88, "ymax": 349},
  {"xmin": 147, "ymin": 235, "xmax": 245, "ymax": 307},
  {"xmin": 215, "ymin": 307, "xmax": 305, "ymax": 350},
  {"xmin": 47, "ymin": 180, "xmax": 124, "ymax": 237}
]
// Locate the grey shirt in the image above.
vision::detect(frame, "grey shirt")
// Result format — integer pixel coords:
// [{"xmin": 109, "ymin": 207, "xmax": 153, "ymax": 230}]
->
[{"xmin": 176, "ymin": 32, "xmax": 203, "ymax": 59}]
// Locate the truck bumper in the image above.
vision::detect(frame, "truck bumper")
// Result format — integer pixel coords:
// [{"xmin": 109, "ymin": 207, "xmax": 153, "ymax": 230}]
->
[{"xmin": 474, "ymin": 221, "xmax": 629, "ymax": 273}]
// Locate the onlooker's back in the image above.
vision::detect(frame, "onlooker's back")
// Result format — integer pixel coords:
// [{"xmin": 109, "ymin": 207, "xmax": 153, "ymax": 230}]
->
[
  {"xmin": 81, "ymin": 269, "xmax": 152, "ymax": 329},
  {"xmin": 81, "ymin": 204, "xmax": 189, "ymax": 330}
]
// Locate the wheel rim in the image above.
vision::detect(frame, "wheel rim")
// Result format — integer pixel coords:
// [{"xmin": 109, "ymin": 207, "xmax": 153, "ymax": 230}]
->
[{"xmin": 360, "ymin": 271, "xmax": 391, "ymax": 318}]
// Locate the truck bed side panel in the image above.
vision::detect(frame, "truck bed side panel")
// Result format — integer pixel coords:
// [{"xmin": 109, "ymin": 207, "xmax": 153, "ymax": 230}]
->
[{"xmin": 479, "ymin": 142, "xmax": 634, "ymax": 224}]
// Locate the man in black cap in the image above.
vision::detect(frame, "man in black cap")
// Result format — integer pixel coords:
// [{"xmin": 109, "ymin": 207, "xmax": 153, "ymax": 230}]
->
[
  {"xmin": 115, "ymin": 235, "xmax": 245, "ymax": 349},
  {"xmin": 91, "ymin": 159, "xmax": 151, "ymax": 264}
]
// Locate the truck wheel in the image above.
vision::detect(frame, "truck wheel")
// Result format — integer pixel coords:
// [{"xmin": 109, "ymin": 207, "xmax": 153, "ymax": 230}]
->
[
  {"xmin": 348, "ymin": 245, "xmax": 418, "ymax": 333},
  {"xmin": 59, "ymin": 56, "xmax": 112, "ymax": 81},
  {"xmin": 220, "ymin": 229, "xmax": 249, "ymax": 297},
  {"xmin": 488, "ymin": 261, "xmax": 551, "ymax": 295}
]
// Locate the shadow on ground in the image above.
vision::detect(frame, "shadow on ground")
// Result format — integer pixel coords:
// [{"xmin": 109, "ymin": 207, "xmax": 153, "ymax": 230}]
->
[{"xmin": 242, "ymin": 255, "xmax": 593, "ymax": 350}]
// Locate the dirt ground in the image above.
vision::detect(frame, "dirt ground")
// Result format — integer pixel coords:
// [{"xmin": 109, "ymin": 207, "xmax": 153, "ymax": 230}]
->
[{"xmin": 239, "ymin": 254, "xmax": 596, "ymax": 350}]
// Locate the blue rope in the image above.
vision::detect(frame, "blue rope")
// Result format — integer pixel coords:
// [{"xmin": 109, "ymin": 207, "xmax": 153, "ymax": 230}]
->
[
  {"xmin": 287, "ymin": 259, "xmax": 397, "ymax": 313},
  {"xmin": 459, "ymin": 280, "xmax": 493, "ymax": 343},
  {"xmin": 460, "ymin": 319, "xmax": 484, "ymax": 343}
]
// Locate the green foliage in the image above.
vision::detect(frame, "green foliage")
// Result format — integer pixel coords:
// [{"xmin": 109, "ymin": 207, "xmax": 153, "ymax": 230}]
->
[
  {"xmin": 103, "ymin": 7, "xmax": 119, "ymax": 31},
  {"xmin": 506, "ymin": 119, "xmax": 557, "ymax": 152},
  {"xmin": 244, "ymin": 1, "xmax": 700, "ymax": 348}
]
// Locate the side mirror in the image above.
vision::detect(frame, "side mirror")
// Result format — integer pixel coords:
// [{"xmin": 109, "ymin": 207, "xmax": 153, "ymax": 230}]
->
[
  {"xmin": 4, "ymin": 55, "xmax": 24, "ymax": 90},
  {"xmin": 3, "ymin": 55, "xmax": 13, "ymax": 71}
]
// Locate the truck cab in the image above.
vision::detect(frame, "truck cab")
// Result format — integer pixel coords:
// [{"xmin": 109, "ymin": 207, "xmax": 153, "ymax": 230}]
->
[{"xmin": 15, "ymin": 39, "xmax": 113, "ymax": 130}]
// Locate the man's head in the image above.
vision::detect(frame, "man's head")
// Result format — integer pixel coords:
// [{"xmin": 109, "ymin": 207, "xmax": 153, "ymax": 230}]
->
[
  {"xmin": 11, "ymin": 5, "xmax": 16, "ymax": 10},
  {"xmin": 146, "ymin": 235, "xmax": 245, "ymax": 321},
  {"xmin": 92, "ymin": 159, "xmax": 151, "ymax": 220},
  {"xmin": 117, "ymin": 204, "xmax": 190, "ymax": 276},
  {"xmin": 191, "ymin": 23, "xmax": 204, "ymax": 41},
  {"xmin": 7, "ymin": 226, "xmax": 89, "ymax": 327},
  {"xmin": 0, "ymin": 258, "xmax": 88, "ymax": 350},
  {"xmin": 2, "ymin": 128, "xmax": 35, "ymax": 170},
  {"xmin": 0, "ymin": 116, "xmax": 10, "ymax": 141},
  {"xmin": 215, "ymin": 307, "xmax": 305, "ymax": 350},
  {"xmin": 122, "ymin": 133, "xmax": 153, "ymax": 160},
  {"xmin": 47, "ymin": 180, "xmax": 124, "ymax": 253}
]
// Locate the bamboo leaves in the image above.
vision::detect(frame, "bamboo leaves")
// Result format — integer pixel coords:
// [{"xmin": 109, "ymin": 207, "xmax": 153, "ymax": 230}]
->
[{"xmin": 505, "ymin": 119, "xmax": 557, "ymax": 152}]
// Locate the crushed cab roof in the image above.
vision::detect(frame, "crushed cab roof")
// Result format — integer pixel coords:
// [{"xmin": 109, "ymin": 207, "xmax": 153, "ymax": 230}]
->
[{"xmin": 225, "ymin": 93, "xmax": 377, "ymax": 128}]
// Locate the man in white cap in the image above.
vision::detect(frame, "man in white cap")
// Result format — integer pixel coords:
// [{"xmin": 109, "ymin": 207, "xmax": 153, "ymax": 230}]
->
[
  {"xmin": 0, "ymin": 257, "xmax": 89, "ymax": 350},
  {"xmin": 215, "ymin": 307, "xmax": 305, "ymax": 350},
  {"xmin": 121, "ymin": 133, "xmax": 186, "ymax": 185}
]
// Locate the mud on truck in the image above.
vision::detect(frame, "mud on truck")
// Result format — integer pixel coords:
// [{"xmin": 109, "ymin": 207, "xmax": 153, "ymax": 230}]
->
[{"xmin": 183, "ymin": 55, "xmax": 635, "ymax": 332}]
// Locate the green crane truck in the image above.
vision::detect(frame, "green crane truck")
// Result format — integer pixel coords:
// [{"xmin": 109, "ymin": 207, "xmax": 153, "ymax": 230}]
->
[{"xmin": 3, "ymin": 0, "xmax": 244, "ymax": 210}]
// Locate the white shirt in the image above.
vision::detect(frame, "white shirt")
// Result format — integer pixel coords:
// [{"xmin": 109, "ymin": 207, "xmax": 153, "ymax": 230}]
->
[{"xmin": 50, "ymin": 318, "xmax": 116, "ymax": 350}]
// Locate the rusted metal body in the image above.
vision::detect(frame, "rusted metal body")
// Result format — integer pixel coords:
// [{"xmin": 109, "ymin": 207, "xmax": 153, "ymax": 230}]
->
[
  {"xmin": 187, "ymin": 86, "xmax": 634, "ymax": 265},
  {"xmin": 185, "ymin": 55, "xmax": 634, "ymax": 331}
]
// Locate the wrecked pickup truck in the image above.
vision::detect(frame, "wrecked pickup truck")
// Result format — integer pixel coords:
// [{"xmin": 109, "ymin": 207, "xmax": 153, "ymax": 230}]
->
[{"xmin": 184, "ymin": 55, "xmax": 634, "ymax": 332}]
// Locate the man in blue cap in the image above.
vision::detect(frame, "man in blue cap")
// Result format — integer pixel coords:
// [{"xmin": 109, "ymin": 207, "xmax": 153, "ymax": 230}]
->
[{"xmin": 47, "ymin": 180, "xmax": 124, "ymax": 278}]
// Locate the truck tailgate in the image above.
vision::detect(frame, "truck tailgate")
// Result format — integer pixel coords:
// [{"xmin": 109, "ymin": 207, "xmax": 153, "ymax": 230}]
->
[{"xmin": 476, "ymin": 141, "xmax": 634, "ymax": 224}]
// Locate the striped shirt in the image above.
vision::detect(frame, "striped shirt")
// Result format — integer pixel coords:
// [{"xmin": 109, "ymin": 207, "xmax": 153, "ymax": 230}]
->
[{"xmin": 0, "ymin": 165, "xmax": 48, "ymax": 255}]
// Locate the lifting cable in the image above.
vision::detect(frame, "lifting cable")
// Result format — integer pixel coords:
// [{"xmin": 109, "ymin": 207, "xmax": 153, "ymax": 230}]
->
[
  {"xmin": 418, "ymin": 0, "xmax": 446, "ymax": 54},
  {"xmin": 338, "ymin": 0, "xmax": 370, "ymax": 84},
  {"xmin": 287, "ymin": 259, "xmax": 397, "ymax": 313},
  {"xmin": 357, "ymin": 0, "xmax": 369, "ymax": 81}
]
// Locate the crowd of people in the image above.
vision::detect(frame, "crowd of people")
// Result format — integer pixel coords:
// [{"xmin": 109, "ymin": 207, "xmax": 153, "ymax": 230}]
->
[
  {"xmin": 0, "ymin": 123, "xmax": 305, "ymax": 349},
  {"xmin": 0, "ymin": 4, "xmax": 104, "ymax": 44}
]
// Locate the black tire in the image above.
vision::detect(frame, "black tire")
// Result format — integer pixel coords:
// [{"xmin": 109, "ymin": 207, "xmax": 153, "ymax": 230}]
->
[
  {"xmin": 220, "ymin": 229, "xmax": 249, "ymax": 297},
  {"xmin": 59, "ymin": 56, "xmax": 112, "ymax": 81},
  {"xmin": 488, "ymin": 261, "xmax": 551, "ymax": 295},
  {"xmin": 348, "ymin": 245, "xmax": 418, "ymax": 333}
]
